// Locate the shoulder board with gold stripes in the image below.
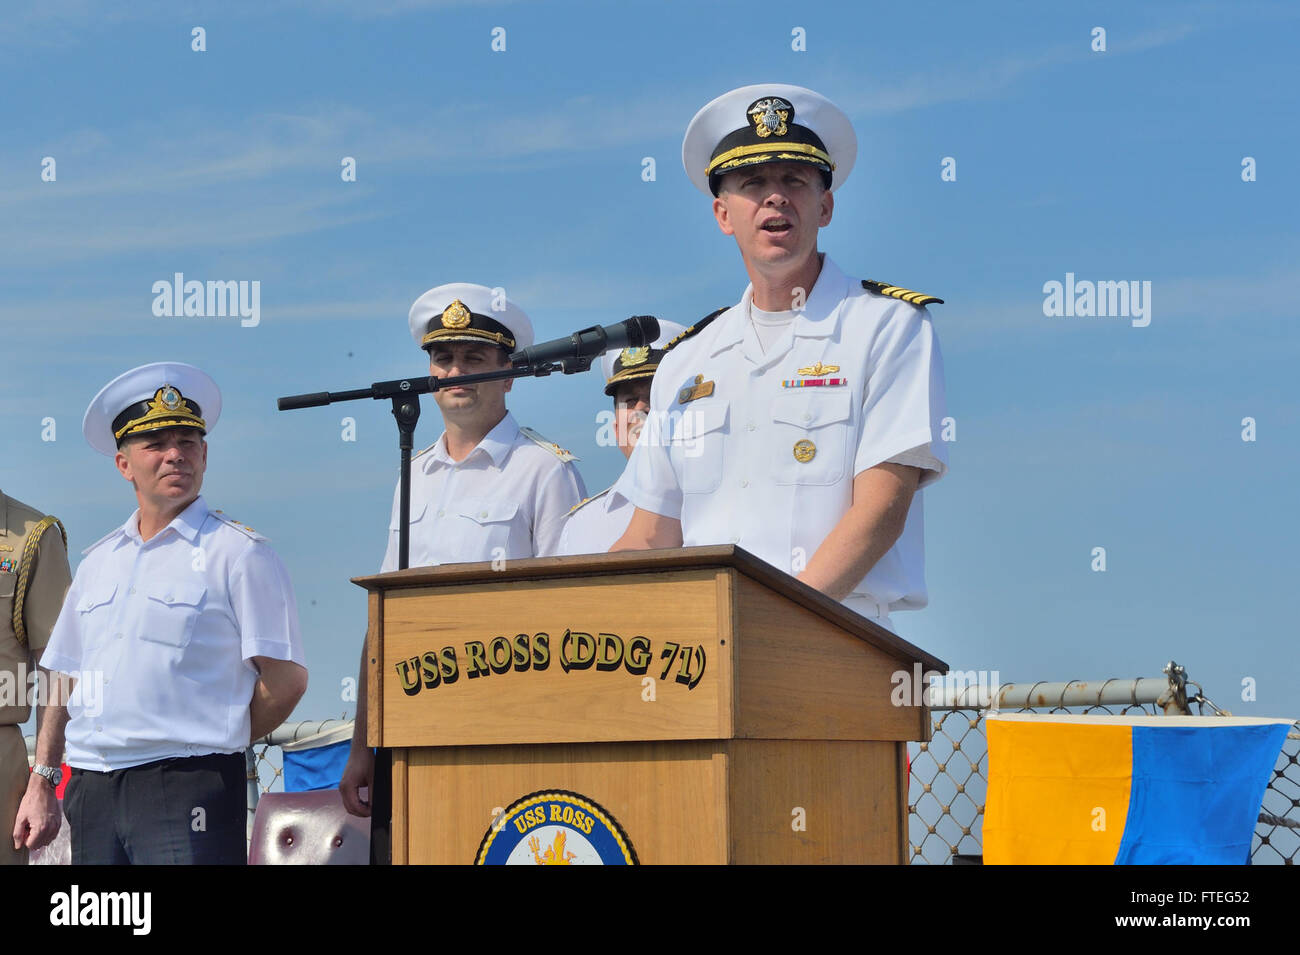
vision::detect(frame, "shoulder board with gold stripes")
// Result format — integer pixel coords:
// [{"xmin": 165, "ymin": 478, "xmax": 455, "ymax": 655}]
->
[
  {"xmin": 666, "ymin": 307, "xmax": 729, "ymax": 351},
  {"xmin": 213, "ymin": 510, "xmax": 268, "ymax": 542},
  {"xmin": 519, "ymin": 426, "xmax": 579, "ymax": 462},
  {"xmin": 861, "ymin": 280, "xmax": 944, "ymax": 306},
  {"xmin": 567, "ymin": 486, "xmax": 612, "ymax": 516},
  {"xmin": 412, "ymin": 440, "xmax": 437, "ymax": 460}
]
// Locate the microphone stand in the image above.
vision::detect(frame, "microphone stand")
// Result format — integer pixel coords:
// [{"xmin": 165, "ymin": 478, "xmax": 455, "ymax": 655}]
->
[{"xmin": 276, "ymin": 355, "xmax": 591, "ymax": 864}]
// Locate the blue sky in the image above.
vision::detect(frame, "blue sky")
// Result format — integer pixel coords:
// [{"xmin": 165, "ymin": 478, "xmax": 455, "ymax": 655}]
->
[{"xmin": 3, "ymin": 0, "xmax": 1297, "ymax": 727}]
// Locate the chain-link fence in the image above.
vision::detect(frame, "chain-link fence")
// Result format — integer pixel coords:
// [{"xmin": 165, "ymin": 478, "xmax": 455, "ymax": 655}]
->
[
  {"xmin": 908, "ymin": 664, "xmax": 1300, "ymax": 864},
  {"xmin": 242, "ymin": 664, "xmax": 1300, "ymax": 864}
]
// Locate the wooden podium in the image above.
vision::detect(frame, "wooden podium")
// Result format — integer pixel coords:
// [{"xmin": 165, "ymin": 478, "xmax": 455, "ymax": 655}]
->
[{"xmin": 354, "ymin": 546, "xmax": 946, "ymax": 865}]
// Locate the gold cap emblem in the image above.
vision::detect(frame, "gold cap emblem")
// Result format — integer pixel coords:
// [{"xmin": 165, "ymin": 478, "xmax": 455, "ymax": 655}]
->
[
  {"xmin": 159, "ymin": 385, "xmax": 182, "ymax": 410},
  {"xmin": 748, "ymin": 97, "xmax": 791, "ymax": 139},
  {"xmin": 793, "ymin": 439, "xmax": 816, "ymax": 463},
  {"xmin": 441, "ymin": 299, "xmax": 472, "ymax": 329},
  {"xmin": 620, "ymin": 346, "xmax": 650, "ymax": 367}
]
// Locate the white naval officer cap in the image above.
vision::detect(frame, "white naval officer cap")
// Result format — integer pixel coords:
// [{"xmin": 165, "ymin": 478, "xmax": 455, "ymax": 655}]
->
[
  {"xmin": 682, "ymin": 83, "xmax": 858, "ymax": 196},
  {"xmin": 83, "ymin": 362, "xmax": 222, "ymax": 457},
  {"xmin": 599, "ymin": 318, "xmax": 687, "ymax": 397},
  {"xmin": 408, "ymin": 283, "xmax": 534, "ymax": 353}
]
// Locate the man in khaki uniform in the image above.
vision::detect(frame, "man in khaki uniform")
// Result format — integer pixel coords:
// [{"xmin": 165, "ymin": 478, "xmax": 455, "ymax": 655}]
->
[{"xmin": 0, "ymin": 490, "xmax": 71, "ymax": 864}]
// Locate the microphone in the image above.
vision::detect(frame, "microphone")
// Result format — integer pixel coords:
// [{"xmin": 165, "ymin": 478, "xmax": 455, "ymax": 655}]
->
[{"xmin": 509, "ymin": 316, "xmax": 660, "ymax": 369}]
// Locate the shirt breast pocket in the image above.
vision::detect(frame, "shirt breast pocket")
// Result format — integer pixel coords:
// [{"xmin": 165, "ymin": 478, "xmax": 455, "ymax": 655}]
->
[
  {"xmin": 454, "ymin": 498, "xmax": 520, "ymax": 557},
  {"xmin": 139, "ymin": 580, "xmax": 207, "ymax": 649},
  {"xmin": 771, "ymin": 390, "xmax": 854, "ymax": 486},
  {"xmin": 670, "ymin": 399, "xmax": 729, "ymax": 494},
  {"xmin": 393, "ymin": 500, "xmax": 428, "ymax": 532},
  {"xmin": 76, "ymin": 583, "xmax": 118, "ymax": 649}
]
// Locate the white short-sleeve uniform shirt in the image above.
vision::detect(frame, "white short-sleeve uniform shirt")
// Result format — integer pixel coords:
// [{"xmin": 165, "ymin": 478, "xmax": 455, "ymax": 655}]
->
[
  {"xmin": 552, "ymin": 486, "xmax": 633, "ymax": 557},
  {"xmin": 621, "ymin": 256, "xmax": 948, "ymax": 616},
  {"xmin": 40, "ymin": 496, "xmax": 305, "ymax": 771},
  {"xmin": 380, "ymin": 411, "xmax": 587, "ymax": 572}
]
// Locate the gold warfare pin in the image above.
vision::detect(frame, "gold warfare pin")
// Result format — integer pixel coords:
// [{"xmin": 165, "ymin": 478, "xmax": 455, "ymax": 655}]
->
[
  {"xmin": 797, "ymin": 362, "xmax": 840, "ymax": 376},
  {"xmin": 793, "ymin": 439, "xmax": 816, "ymax": 463}
]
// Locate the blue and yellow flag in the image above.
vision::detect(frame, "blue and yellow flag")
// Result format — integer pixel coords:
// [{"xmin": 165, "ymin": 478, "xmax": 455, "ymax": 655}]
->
[{"xmin": 984, "ymin": 714, "xmax": 1291, "ymax": 864}]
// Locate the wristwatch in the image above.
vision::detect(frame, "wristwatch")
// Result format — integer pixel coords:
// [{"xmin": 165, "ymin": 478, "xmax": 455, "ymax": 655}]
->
[{"xmin": 33, "ymin": 764, "xmax": 62, "ymax": 788}]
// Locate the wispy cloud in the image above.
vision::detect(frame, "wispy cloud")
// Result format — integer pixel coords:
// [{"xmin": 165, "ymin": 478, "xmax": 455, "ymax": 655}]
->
[
  {"xmin": 0, "ymin": 88, "xmax": 693, "ymax": 267},
  {"xmin": 941, "ymin": 262, "xmax": 1300, "ymax": 344},
  {"xmin": 836, "ymin": 23, "xmax": 1200, "ymax": 116},
  {"xmin": 3, "ymin": 0, "xmax": 515, "ymax": 47}
]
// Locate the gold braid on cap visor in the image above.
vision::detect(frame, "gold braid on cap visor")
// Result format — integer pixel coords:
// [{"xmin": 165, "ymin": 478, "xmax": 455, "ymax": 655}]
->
[
  {"xmin": 606, "ymin": 364, "xmax": 661, "ymax": 387},
  {"xmin": 706, "ymin": 141, "xmax": 834, "ymax": 177},
  {"xmin": 421, "ymin": 327, "xmax": 515, "ymax": 349}
]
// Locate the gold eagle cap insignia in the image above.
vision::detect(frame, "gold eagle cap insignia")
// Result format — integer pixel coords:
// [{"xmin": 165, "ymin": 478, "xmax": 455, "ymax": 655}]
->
[
  {"xmin": 797, "ymin": 362, "xmax": 840, "ymax": 376},
  {"xmin": 441, "ymin": 299, "xmax": 472, "ymax": 329},
  {"xmin": 749, "ymin": 97, "xmax": 791, "ymax": 138}
]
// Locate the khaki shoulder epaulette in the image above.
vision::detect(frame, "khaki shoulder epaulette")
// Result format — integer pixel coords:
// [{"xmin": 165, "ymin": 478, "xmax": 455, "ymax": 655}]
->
[
  {"xmin": 666, "ymin": 307, "xmax": 729, "ymax": 351},
  {"xmin": 412, "ymin": 440, "xmax": 438, "ymax": 460},
  {"xmin": 861, "ymin": 280, "xmax": 944, "ymax": 307},
  {"xmin": 567, "ymin": 486, "xmax": 612, "ymax": 516},
  {"xmin": 213, "ymin": 509, "xmax": 268, "ymax": 542},
  {"xmin": 519, "ymin": 426, "xmax": 578, "ymax": 462}
]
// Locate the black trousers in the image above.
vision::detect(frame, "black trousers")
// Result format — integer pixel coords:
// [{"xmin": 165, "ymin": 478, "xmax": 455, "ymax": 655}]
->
[{"xmin": 65, "ymin": 752, "xmax": 247, "ymax": 865}]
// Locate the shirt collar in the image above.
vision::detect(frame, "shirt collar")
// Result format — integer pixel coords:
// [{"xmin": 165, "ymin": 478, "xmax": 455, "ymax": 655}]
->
[
  {"xmin": 795, "ymin": 255, "xmax": 851, "ymax": 338},
  {"xmin": 122, "ymin": 495, "xmax": 209, "ymax": 546},
  {"xmin": 424, "ymin": 411, "xmax": 519, "ymax": 471},
  {"xmin": 709, "ymin": 254, "xmax": 850, "ymax": 357}
]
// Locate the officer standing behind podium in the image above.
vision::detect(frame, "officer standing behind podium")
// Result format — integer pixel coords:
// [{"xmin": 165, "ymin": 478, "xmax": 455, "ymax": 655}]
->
[
  {"xmin": 613, "ymin": 85, "xmax": 949, "ymax": 633},
  {"xmin": 550, "ymin": 318, "xmax": 685, "ymax": 556},
  {"xmin": 39, "ymin": 362, "xmax": 307, "ymax": 864},
  {"xmin": 340, "ymin": 285, "xmax": 586, "ymax": 817}
]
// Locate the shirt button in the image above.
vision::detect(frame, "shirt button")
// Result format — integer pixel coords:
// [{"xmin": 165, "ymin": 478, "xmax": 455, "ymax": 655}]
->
[
  {"xmin": 730, "ymin": 536, "xmax": 740, "ymax": 543},
  {"xmin": 164, "ymin": 594, "xmax": 173, "ymax": 602},
  {"xmin": 437, "ymin": 510, "xmax": 445, "ymax": 517},
  {"xmin": 480, "ymin": 511, "xmax": 488, "ymax": 518},
  {"xmin": 802, "ymin": 413, "xmax": 812, "ymax": 422},
  {"xmin": 746, "ymin": 423, "xmax": 756, "ymax": 432},
  {"xmin": 740, "ymin": 480, "xmax": 749, "ymax": 488},
  {"xmin": 128, "ymin": 587, "xmax": 136, "ymax": 595}
]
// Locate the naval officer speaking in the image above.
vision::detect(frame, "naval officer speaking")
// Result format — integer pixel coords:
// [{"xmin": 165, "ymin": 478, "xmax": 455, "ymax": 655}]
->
[{"xmin": 612, "ymin": 84, "xmax": 949, "ymax": 633}]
